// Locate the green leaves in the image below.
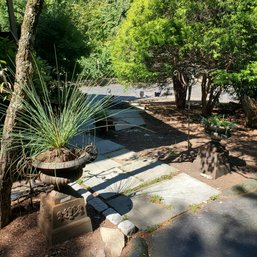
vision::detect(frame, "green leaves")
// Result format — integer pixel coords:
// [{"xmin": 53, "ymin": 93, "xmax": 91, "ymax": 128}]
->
[
  {"xmin": 202, "ymin": 115, "xmax": 237, "ymax": 129},
  {"xmin": 76, "ymin": 0, "xmax": 131, "ymax": 79},
  {"xmin": 35, "ymin": 1, "xmax": 89, "ymax": 77},
  {"xmin": 111, "ymin": 0, "xmax": 195, "ymax": 83},
  {"xmin": 14, "ymin": 77, "xmax": 112, "ymax": 159},
  {"xmin": 112, "ymin": 0, "xmax": 257, "ymax": 101}
]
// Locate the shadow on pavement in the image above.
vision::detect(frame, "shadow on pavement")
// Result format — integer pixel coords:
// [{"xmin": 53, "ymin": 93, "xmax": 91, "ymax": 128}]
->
[{"xmin": 149, "ymin": 197, "xmax": 257, "ymax": 257}]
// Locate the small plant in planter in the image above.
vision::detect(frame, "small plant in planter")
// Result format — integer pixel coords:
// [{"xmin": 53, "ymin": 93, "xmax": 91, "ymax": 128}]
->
[
  {"xmin": 202, "ymin": 115, "xmax": 237, "ymax": 140},
  {"xmin": 14, "ymin": 77, "xmax": 112, "ymax": 187}
]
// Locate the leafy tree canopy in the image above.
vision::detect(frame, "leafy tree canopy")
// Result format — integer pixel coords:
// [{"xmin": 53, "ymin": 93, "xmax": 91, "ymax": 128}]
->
[
  {"xmin": 112, "ymin": 0, "xmax": 257, "ymax": 99},
  {"xmin": 35, "ymin": 1, "xmax": 90, "ymax": 77},
  {"xmin": 78, "ymin": 0, "xmax": 131, "ymax": 79}
]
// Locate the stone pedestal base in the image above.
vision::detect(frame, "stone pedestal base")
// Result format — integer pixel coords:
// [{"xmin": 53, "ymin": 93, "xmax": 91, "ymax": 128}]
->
[
  {"xmin": 197, "ymin": 141, "xmax": 230, "ymax": 180},
  {"xmin": 38, "ymin": 189, "xmax": 92, "ymax": 244}
]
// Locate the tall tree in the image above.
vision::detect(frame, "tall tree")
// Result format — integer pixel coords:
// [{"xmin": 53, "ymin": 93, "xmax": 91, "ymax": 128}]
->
[
  {"xmin": 78, "ymin": 0, "xmax": 131, "ymax": 79},
  {"xmin": 6, "ymin": 0, "xmax": 18, "ymax": 39},
  {"xmin": 112, "ymin": 0, "xmax": 257, "ymax": 114},
  {"xmin": 0, "ymin": 0, "xmax": 43, "ymax": 228},
  {"xmin": 35, "ymin": 1, "xmax": 89, "ymax": 77},
  {"xmin": 111, "ymin": 0, "xmax": 199, "ymax": 109}
]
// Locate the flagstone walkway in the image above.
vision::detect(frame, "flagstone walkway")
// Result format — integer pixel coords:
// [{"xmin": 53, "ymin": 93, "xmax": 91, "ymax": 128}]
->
[{"xmin": 78, "ymin": 136, "xmax": 220, "ymax": 231}]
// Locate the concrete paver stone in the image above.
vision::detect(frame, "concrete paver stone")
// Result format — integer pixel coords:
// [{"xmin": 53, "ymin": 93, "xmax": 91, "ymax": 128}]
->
[
  {"xmin": 88, "ymin": 197, "xmax": 109, "ymax": 213},
  {"xmin": 121, "ymin": 117, "xmax": 145, "ymax": 127},
  {"xmin": 121, "ymin": 159, "xmax": 156, "ymax": 174},
  {"xmin": 83, "ymin": 156, "xmax": 120, "ymax": 174},
  {"xmin": 83, "ymin": 167, "xmax": 134, "ymax": 194},
  {"xmin": 140, "ymin": 173, "xmax": 220, "ymax": 216},
  {"xmin": 69, "ymin": 128, "xmax": 102, "ymax": 148},
  {"xmin": 108, "ymin": 109, "xmax": 143, "ymax": 119},
  {"xmin": 134, "ymin": 161, "xmax": 178, "ymax": 182},
  {"xmin": 97, "ymin": 175, "xmax": 142, "ymax": 198},
  {"xmin": 105, "ymin": 173, "xmax": 220, "ymax": 230},
  {"xmin": 107, "ymin": 194, "xmax": 174, "ymax": 231},
  {"xmin": 106, "ymin": 194, "xmax": 134, "ymax": 215},
  {"xmin": 96, "ymin": 139, "xmax": 124, "ymax": 154},
  {"xmin": 104, "ymin": 149, "xmax": 138, "ymax": 164},
  {"xmin": 102, "ymin": 208, "xmax": 124, "ymax": 225},
  {"xmin": 118, "ymin": 220, "xmax": 137, "ymax": 236},
  {"xmin": 114, "ymin": 122, "xmax": 134, "ymax": 131},
  {"xmin": 150, "ymin": 192, "xmax": 257, "ymax": 257}
]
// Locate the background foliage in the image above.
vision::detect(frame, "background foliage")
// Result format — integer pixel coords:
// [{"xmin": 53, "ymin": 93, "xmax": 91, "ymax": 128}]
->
[
  {"xmin": 111, "ymin": 0, "xmax": 257, "ymax": 100},
  {"xmin": 1, "ymin": 0, "xmax": 257, "ymax": 99}
]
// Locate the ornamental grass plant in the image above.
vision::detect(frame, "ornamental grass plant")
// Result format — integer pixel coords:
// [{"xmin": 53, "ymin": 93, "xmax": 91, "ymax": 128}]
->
[{"xmin": 13, "ymin": 74, "xmax": 112, "ymax": 166}]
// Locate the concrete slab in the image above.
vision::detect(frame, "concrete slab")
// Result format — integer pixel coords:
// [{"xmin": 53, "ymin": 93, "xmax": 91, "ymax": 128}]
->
[
  {"xmin": 108, "ymin": 109, "xmax": 142, "ymax": 118},
  {"xmin": 140, "ymin": 173, "xmax": 220, "ymax": 216},
  {"xmin": 97, "ymin": 175, "xmax": 142, "ymax": 197},
  {"xmin": 114, "ymin": 122, "xmax": 134, "ymax": 131},
  {"xmin": 83, "ymin": 167, "xmax": 124, "ymax": 191},
  {"xmin": 83, "ymin": 156, "xmax": 120, "ymax": 174},
  {"xmin": 96, "ymin": 140, "xmax": 124, "ymax": 154},
  {"xmin": 121, "ymin": 159, "xmax": 157, "ymax": 176},
  {"xmin": 121, "ymin": 117, "xmax": 145, "ymax": 127},
  {"xmin": 134, "ymin": 162, "xmax": 177, "ymax": 182},
  {"xmin": 69, "ymin": 133, "xmax": 101, "ymax": 148},
  {"xmin": 106, "ymin": 194, "xmax": 134, "ymax": 215},
  {"xmin": 106, "ymin": 173, "xmax": 220, "ymax": 230},
  {"xmin": 121, "ymin": 159, "xmax": 177, "ymax": 183},
  {"xmin": 149, "ymin": 191, "xmax": 257, "ymax": 257},
  {"xmin": 69, "ymin": 135, "xmax": 86, "ymax": 148},
  {"xmin": 107, "ymin": 194, "xmax": 173, "ymax": 231},
  {"xmin": 223, "ymin": 178, "xmax": 257, "ymax": 196},
  {"xmin": 83, "ymin": 167, "xmax": 142, "ymax": 197},
  {"xmin": 104, "ymin": 149, "xmax": 138, "ymax": 164}
]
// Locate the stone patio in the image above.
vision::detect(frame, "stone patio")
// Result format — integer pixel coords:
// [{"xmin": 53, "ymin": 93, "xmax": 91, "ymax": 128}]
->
[{"xmin": 80, "ymin": 135, "xmax": 221, "ymax": 231}]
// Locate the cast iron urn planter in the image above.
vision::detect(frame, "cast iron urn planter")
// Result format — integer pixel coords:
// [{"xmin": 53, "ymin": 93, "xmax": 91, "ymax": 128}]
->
[
  {"xmin": 35, "ymin": 144, "xmax": 97, "ymax": 244},
  {"xmin": 32, "ymin": 144, "xmax": 97, "ymax": 187}
]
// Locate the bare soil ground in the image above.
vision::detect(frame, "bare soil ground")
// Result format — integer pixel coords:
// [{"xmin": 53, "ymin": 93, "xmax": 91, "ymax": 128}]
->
[
  {"xmin": 0, "ymin": 200, "xmax": 115, "ymax": 257},
  {"xmin": 110, "ymin": 100, "xmax": 257, "ymax": 191},
  {"xmin": 1, "ymin": 100, "xmax": 256, "ymax": 257}
]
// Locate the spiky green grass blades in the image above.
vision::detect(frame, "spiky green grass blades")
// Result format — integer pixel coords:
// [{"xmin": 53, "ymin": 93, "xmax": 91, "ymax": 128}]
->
[{"xmin": 14, "ymin": 80, "xmax": 111, "ymax": 160}]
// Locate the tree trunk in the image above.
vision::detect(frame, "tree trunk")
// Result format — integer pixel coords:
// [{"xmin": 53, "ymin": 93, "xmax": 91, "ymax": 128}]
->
[
  {"xmin": 173, "ymin": 74, "xmax": 187, "ymax": 109},
  {"xmin": 6, "ymin": 0, "xmax": 18, "ymax": 39},
  {"xmin": 201, "ymin": 75, "xmax": 221, "ymax": 116},
  {"xmin": 242, "ymin": 95, "xmax": 257, "ymax": 128},
  {"xmin": 0, "ymin": 0, "xmax": 44, "ymax": 229},
  {"xmin": 201, "ymin": 73, "xmax": 208, "ymax": 113}
]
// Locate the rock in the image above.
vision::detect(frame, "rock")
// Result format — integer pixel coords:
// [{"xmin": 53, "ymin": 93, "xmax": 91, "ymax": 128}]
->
[
  {"xmin": 121, "ymin": 237, "xmax": 149, "ymax": 257},
  {"xmin": 80, "ymin": 249, "xmax": 106, "ymax": 257},
  {"xmin": 102, "ymin": 208, "xmax": 124, "ymax": 225},
  {"xmin": 118, "ymin": 220, "xmax": 136, "ymax": 236},
  {"xmin": 95, "ymin": 249, "xmax": 106, "ymax": 257},
  {"xmin": 69, "ymin": 182, "xmax": 83, "ymax": 191},
  {"xmin": 100, "ymin": 227, "xmax": 125, "ymax": 257},
  {"xmin": 81, "ymin": 190, "xmax": 94, "ymax": 202}
]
